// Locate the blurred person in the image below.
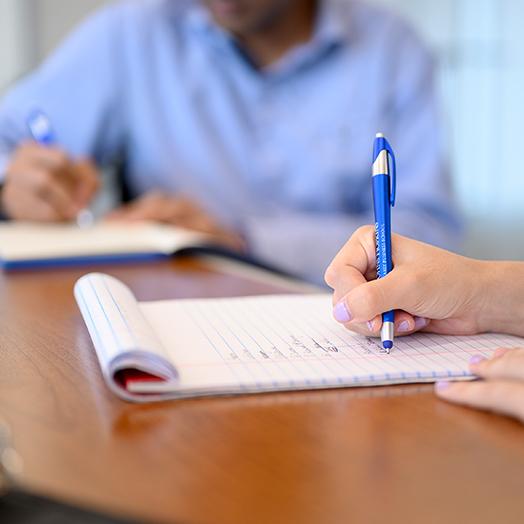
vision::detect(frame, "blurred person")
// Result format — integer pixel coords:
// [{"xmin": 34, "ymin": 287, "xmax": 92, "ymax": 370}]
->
[
  {"xmin": 325, "ymin": 225, "xmax": 524, "ymax": 424},
  {"xmin": 0, "ymin": 0, "xmax": 461, "ymax": 282}
]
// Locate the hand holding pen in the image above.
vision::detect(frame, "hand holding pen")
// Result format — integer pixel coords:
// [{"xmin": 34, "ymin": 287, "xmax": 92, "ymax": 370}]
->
[
  {"xmin": 371, "ymin": 133, "xmax": 396, "ymax": 351},
  {"xmin": 0, "ymin": 112, "xmax": 99, "ymax": 225},
  {"xmin": 329, "ymin": 133, "xmax": 398, "ymax": 352}
]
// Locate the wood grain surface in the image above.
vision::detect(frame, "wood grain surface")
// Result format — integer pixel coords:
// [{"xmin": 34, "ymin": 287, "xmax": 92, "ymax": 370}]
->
[{"xmin": 0, "ymin": 256, "xmax": 523, "ymax": 524}]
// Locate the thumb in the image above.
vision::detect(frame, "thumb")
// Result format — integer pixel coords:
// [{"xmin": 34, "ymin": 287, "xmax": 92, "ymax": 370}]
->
[{"xmin": 333, "ymin": 269, "xmax": 413, "ymax": 323}]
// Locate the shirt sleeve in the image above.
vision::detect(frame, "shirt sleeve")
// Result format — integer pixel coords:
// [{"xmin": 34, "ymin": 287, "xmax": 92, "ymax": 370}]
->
[
  {"xmin": 244, "ymin": 24, "xmax": 462, "ymax": 284},
  {"xmin": 0, "ymin": 5, "xmax": 125, "ymax": 167},
  {"xmin": 244, "ymin": 205, "xmax": 458, "ymax": 285}
]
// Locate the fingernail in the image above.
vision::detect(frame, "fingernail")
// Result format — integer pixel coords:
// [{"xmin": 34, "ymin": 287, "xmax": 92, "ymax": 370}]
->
[
  {"xmin": 435, "ymin": 381, "xmax": 451, "ymax": 392},
  {"xmin": 414, "ymin": 316, "xmax": 428, "ymax": 330},
  {"xmin": 333, "ymin": 301, "xmax": 352, "ymax": 323},
  {"xmin": 469, "ymin": 354, "xmax": 486, "ymax": 366},
  {"xmin": 367, "ymin": 320, "xmax": 374, "ymax": 331},
  {"xmin": 398, "ymin": 320, "xmax": 410, "ymax": 333}
]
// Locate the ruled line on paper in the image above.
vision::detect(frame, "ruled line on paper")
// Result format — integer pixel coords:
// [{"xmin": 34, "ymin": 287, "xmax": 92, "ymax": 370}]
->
[
  {"xmin": 75, "ymin": 273, "xmax": 524, "ymax": 398},
  {"xmin": 139, "ymin": 294, "xmax": 524, "ymax": 391}
]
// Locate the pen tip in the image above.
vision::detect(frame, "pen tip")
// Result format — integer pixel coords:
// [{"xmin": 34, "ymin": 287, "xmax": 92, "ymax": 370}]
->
[
  {"xmin": 383, "ymin": 340, "xmax": 393, "ymax": 352},
  {"xmin": 375, "ymin": 132, "xmax": 384, "ymax": 138}
]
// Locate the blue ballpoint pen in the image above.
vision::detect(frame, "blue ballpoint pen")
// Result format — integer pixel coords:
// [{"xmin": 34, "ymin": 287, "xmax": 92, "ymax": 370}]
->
[
  {"xmin": 372, "ymin": 132, "xmax": 396, "ymax": 353},
  {"xmin": 27, "ymin": 110, "xmax": 95, "ymax": 228}
]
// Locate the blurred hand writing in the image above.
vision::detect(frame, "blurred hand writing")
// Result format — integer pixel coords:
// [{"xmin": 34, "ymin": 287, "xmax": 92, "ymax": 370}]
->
[
  {"xmin": 1, "ymin": 142, "xmax": 99, "ymax": 222},
  {"xmin": 107, "ymin": 191, "xmax": 246, "ymax": 252}
]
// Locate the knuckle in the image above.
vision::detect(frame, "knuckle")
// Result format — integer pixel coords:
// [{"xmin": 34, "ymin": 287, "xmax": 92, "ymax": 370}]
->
[
  {"xmin": 487, "ymin": 348, "xmax": 524, "ymax": 376},
  {"xmin": 38, "ymin": 209, "xmax": 58, "ymax": 222},
  {"xmin": 352, "ymin": 285, "xmax": 381, "ymax": 319},
  {"xmin": 366, "ymin": 284, "xmax": 385, "ymax": 311},
  {"xmin": 324, "ymin": 264, "xmax": 338, "ymax": 288},
  {"xmin": 76, "ymin": 160, "xmax": 94, "ymax": 177},
  {"xmin": 5, "ymin": 159, "xmax": 27, "ymax": 180},
  {"xmin": 48, "ymin": 148, "xmax": 68, "ymax": 166},
  {"xmin": 355, "ymin": 224, "xmax": 374, "ymax": 239},
  {"xmin": 486, "ymin": 356, "xmax": 510, "ymax": 375},
  {"xmin": 17, "ymin": 141, "xmax": 37, "ymax": 155},
  {"xmin": 348, "ymin": 323, "xmax": 373, "ymax": 337},
  {"xmin": 359, "ymin": 285, "xmax": 374, "ymax": 306},
  {"xmin": 57, "ymin": 150, "xmax": 68, "ymax": 164},
  {"xmin": 33, "ymin": 170, "xmax": 53, "ymax": 195},
  {"xmin": 356, "ymin": 224, "xmax": 374, "ymax": 235}
]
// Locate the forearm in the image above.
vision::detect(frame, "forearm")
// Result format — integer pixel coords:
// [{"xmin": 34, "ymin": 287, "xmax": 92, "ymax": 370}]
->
[{"xmin": 477, "ymin": 261, "xmax": 524, "ymax": 337}]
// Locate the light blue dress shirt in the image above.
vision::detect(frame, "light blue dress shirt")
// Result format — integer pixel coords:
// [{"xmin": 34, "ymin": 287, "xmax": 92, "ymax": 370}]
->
[{"xmin": 0, "ymin": 0, "xmax": 461, "ymax": 282}]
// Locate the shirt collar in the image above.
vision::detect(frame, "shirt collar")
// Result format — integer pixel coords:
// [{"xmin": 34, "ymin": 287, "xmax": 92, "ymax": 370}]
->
[
  {"xmin": 186, "ymin": 0, "xmax": 350, "ymax": 40},
  {"xmin": 185, "ymin": 0, "xmax": 351, "ymax": 74},
  {"xmin": 313, "ymin": 0, "xmax": 351, "ymax": 49},
  {"xmin": 185, "ymin": 2, "xmax": 217, "ymax": 37}
]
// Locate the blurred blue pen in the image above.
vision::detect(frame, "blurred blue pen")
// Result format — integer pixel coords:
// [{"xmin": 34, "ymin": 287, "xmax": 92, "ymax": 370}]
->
[
  {"xmin": 372, "ymin": 132, "xmax": 396, "ymax": 353},
  {"xmin": 27, "ymin": 110, "xmax": 95, "ymax": 228}
]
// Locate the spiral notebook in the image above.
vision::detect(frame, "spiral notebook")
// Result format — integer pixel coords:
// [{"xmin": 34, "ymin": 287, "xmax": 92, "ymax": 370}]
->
[{"xmin": 74, "ymin": 272, "xmax": 524, "ymax": 402}]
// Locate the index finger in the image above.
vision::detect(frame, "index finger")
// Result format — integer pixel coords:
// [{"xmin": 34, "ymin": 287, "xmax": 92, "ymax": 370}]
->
[
  {"xmin": 33, "ymin": 168, "xmax": 78, "ymax": 219},
  {"xmin": 19, "ymin": 141, "xmax": 71, "ymax": 170},
  {"xmin": 470, "ymin": 348, "xmax": 524, "ymax": 382},
  {"xmin": 73, "ymin": 159, "xmax": 100, "ymax": 207},
  {"xmin": 324, "ymin": 225, "xmax": 376, "ymax": 302},
  {"xmin": 435, "ymin": 379, "xmax": 524, "ymax": 423},
  {"xmin": 19, "ymin": 142, "xmax": 80, "ymax": 195}
]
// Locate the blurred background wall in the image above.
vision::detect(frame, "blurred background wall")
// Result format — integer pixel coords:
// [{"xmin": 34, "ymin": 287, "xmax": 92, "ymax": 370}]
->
[
  {"xmin": 374, "ymin": 0, "xmax": 524, "ymax": 260},
  {"xmin": 1, "ymin": 0, "xmax": 523, "ymax": 260}
]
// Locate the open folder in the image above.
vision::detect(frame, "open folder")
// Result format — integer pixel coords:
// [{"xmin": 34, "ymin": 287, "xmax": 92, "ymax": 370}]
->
[
  {"xmin": 0, "ymin": 222, "xmax": 288, "ymax": 275},
  {"xmin": 74, "ymin": 273, "xmax": 524, "ymax": 402},
  {"xmin": 0, "ymin": 222, "xmax": 207, "ymax": 269}
]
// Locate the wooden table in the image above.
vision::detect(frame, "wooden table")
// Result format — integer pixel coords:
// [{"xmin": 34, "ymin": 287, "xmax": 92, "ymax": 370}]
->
[{"xmin": 0, "ymin": 257, "xmax": 523, "ymax": 524}]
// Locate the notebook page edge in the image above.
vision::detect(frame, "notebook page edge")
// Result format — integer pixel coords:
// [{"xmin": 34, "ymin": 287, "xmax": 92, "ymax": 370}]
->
[{"xmin": 74, "ymin": 273, "xmax": 178, "ymax": 398}]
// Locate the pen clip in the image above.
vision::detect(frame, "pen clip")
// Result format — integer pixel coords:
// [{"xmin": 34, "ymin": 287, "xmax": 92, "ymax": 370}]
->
[{"xmin": 384, "ymin": 140, "xmax": 396, "ymax": 207}]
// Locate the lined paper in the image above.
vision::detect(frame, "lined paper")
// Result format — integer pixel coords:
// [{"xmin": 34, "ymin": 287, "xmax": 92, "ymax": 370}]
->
[
  {"xmin": 75, "ymin": 273, "xmax": 178, "ymax": 387},
  {"xmin": 140, "ymin": 295, "xmax": 524, "ymax": 394},
  {"xmin": 75, "ymin": 272, "xmax": 524, "ymax": 400}
]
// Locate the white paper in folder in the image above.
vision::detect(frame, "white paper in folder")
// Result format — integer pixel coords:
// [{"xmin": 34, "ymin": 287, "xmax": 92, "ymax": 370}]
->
[{"xmin": 74, "ymin": 272, "xmax": 524, "ymax": 402}]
